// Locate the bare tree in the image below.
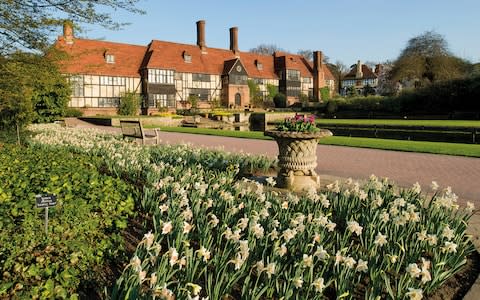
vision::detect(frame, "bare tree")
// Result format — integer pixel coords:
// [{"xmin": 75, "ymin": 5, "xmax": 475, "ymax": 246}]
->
[
  {"xmin": 327, "ymin": 60, "xmax": 348, "ymax": 94},
  {"xmin": 390, "ymin": 31, "xmax": 470, "ymax": 86},
  {"xmin": 249, "ymin": 44, "xmax": 284, "ymax": 55}
]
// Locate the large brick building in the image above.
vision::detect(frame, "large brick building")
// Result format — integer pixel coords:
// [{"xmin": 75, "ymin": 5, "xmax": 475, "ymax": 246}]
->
[{"xmin": 56, "ymin": 20, "xmax": 335, "ymax": 116}]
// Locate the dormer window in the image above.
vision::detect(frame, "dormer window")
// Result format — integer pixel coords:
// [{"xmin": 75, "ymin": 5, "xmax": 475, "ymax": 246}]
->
[
  {"xmin": 105, "ymin": 54, "xmax": 115, "ymax": 64},
  {"xmin": 183, "ymin": 51, "xmax": 192, "ymax": 63},
  {"xmin": 255, "ymin": 59, "xmax": 263, "ymax": 71}
]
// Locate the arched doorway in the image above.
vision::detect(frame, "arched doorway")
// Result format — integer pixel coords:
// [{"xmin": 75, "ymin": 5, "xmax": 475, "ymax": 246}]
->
[{"xmin": 235, "ymin": 93, "xmax": 241, "ymax": 106}]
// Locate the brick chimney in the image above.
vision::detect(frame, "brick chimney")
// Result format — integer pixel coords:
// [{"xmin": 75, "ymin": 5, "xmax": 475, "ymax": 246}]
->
[
  {"xmin": 196, "ymin": 20, "xmax": 207, "ymax": 52},
  {"xmin": 313, "ymin": 51, "xmax": 325, "ymax": 101},
  {"xmin": 63, "ymin": 21, "xmax": 74, "ymax": 44},
  {"xmin": 356, "ymin": 60, "xmax": 363, "ymax": 79},
  {"xmin": 229, "ymin": 27, "xmax": 239, "ymax": 54},
  {"xmin": 375, "ymin": 64, "xmax": 383, "ymax": 75}
]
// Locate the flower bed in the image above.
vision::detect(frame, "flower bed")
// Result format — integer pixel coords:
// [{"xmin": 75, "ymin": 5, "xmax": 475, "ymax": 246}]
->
[{"xmin": 27, "ymin": 124, "xmax": 477, "ymax": 299}]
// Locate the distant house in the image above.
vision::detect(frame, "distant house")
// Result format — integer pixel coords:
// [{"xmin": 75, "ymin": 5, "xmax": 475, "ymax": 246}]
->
[
  {"xmin": 55, "ymin": 20, "xmax": 335, "ymax": 116},
  {"xmin": 341, "ymin": 60, "xmax": 381, "ymax": 96}
]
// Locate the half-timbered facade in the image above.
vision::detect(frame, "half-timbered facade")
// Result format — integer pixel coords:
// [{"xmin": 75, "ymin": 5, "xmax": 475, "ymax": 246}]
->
[{"xmin": 56, "ymin": 21, "xmax": 335, "ymax": 115}]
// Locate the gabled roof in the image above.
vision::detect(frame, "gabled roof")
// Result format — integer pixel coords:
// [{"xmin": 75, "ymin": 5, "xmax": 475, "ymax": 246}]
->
[
  {"xmin": 344, "ymin": 64, "xmax": 378, "ymax": 80},
  {"xmin": 223, "ymin": 58, "xmax": 239, "ymax": 75},
  {"xmin": 54, "ymin": 36, "xmax": 334, "ymax": 82},
  {"xmin": 274, "ymin": 52, "xmax": 312, "ymax": 78},
  {"xmin": 55, "ymin": 37, "xmax": 147, "ymax": 77},
  {"xmin": 144, "ymin": 40, "xmax": 278, "ymax": 79},
  {"xmin": 238, "ymin": 52, "xmax": 277, "ymax": 79},
  {"xmin": 273, "ymin": 52, "xmax": 335, "ymax": 80}
]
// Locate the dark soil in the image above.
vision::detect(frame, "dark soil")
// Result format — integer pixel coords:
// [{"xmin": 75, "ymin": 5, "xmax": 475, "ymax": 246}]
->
[{"xmin": 426, "ymin": 250, "xmax": 480, "ymax": 300}]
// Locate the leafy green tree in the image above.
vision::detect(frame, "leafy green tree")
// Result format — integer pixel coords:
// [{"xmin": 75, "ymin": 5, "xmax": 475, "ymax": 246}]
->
[
  {"xmin": 247, "ymin": 79, "xmax": 263, "ymax": 108},
  {"xmin": 1, "ymin": 52, "xmax": 70, "ymax": 142},
  {"xmin": 0, "ymin": 1, "xmax": 144, "ymax": 54},
  {"xmin": 320, "ymin": 86, "xmax": 330, "ymax": 101},
  {"xmin": 390, "ymin": 31, "xmax": 471, "ymax": 86},
  {"xmin": 0, "ymin": 58, "xmax": 33, "ymax": 144},
  {"xmin": 118, "ymin": 91, "xmax": 140, "ymax": 115},
  {"xmin": 188, "ymin": 94, "xmax": 199, "ymax": 113},
  {"xmin": 266, "ymin": 83, "xmax": 278, "ymax": 100}
]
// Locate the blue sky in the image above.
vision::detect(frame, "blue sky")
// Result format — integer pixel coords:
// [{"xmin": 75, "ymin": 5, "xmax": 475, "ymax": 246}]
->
[{"xmin": 72, "ymin": 0, "xmax": 479, "ymax": 65}]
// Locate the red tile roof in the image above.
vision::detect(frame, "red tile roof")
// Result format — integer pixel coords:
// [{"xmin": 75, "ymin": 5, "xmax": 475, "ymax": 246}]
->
[
  {"xmin": 273, "ymin": 52, "xmax": 335, "ymax": 80},
  {"xmin": 144, "ymin": 40, "xmax": 279, "ymax": 79},
  {"xmin": 55, "ymin": 37, "xmax": 146, "ymax": 77},
  {"xmin": 55, "ymin": 36, "xmax": 333, "ymax": 82},
  {"xmin": 344, "ymin": 64, "xmax": 378, "ymax": 80}
]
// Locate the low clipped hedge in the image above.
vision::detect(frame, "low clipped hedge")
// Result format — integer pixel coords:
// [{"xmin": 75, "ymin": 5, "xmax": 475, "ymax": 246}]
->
[{"xmin": 0, "ymin": 145, "xmax": 136, "ymax": 299}]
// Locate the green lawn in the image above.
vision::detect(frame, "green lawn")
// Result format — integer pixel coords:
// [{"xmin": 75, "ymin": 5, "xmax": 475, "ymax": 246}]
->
[
  {"xmin": 157, "ymin": 126, "xmax": 480, "ymax": 157},
  {"xmin": 315, "ymin": 119, "xmax": 480, "ymax": 127}
]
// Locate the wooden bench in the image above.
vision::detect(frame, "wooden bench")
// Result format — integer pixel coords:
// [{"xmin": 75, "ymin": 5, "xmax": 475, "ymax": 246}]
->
[{"xmin": 120, "ymin": 120, "xmax": 160, "ymax": 145}]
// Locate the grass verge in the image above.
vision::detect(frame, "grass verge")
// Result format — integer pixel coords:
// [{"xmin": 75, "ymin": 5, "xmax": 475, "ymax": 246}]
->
[{"xmin": 157, "ymin": 126, "xmax": 480, "ymax": 157}]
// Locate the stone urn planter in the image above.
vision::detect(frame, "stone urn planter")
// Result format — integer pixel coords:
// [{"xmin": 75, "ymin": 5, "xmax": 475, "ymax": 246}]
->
[{"xmin": 265, "ymin": 129, "xmax": 332, "ymax": 191}]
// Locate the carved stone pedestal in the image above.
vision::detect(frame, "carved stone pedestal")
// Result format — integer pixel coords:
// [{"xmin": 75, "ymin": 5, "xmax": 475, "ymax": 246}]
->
[{"xmin": 265, "ymin": 130, "xmax": 332, "ymax": 192}]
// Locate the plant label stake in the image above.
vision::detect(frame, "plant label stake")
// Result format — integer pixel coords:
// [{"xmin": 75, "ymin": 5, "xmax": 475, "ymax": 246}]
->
[{"xmin": 35, "ymin": 194, "xmax": 57, "ymax": 235}]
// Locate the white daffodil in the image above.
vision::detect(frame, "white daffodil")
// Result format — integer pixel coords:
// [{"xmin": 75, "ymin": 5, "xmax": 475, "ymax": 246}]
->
[
  {"xmin": 466, "ymin": 201, "xmax": 475, "ymax": 213},
  {"xmin": 302, "ymin": 254, "xmax": 313, "ymax": 268},
  {"xmin": 406, "ymin": 288, "xmax": 423, "ymax": 300},
  {"xmin": 143, "ymin": 231, "xmax": 155, "ymax": 249},
  {"xmin": 149, "ymin": 272, "xmax": 157, "ymax": 288},
  {"xmin": 314, "ymin": 245, "xmax": 329, "ymax": 260},
  {"xmin": 277, "ymin": 243, "xmax": 287, "ymax": 257},
  {"xmin": 380, "ymin": 211, "xmax": 390, "ymax": 222},
  {"xmin": 356, "ymin": 259, "xmax": 368, "ymax": 273},
  {"xmin": 265, "ymin": 176, "xmax": 276, "ymax": 187},
  {"xmin": 412, "ymin": 182, "xmax": 421, "ymax": 194},
  {"xmin": 162, "ymin": 221, "xmax": 173, "ymax": 235},
  {"xmin": 293, "ymin": 277, "xmax": 303, "ymax": 289},
  {"xmin": 169, "ymin": 248, "xmax": 179, "ymax": 266},
  {"xmin": 374, "ymin": 232, "xmax": 387, "ymax": 247},
  {"xmin": 209, "ymin": 214, "xmax": 219, "ymax": 228},
  {"xmin": 265, "ymin": 262, "xmax": 276, "ymax": 278},
  {"xmin": 312, "ymin": 277, "xmax": 326, "ymax": 293},
  {"xmin": 325, "ymin": 221, "xmax": 336, "ymax": 232},
  {"xmin": 186, "ymin": 283, "xmax": 202, "ymax": 296},
  {"xmin": 252, "ymin": 223, "xmax": 265, "ymax": 239},
  {"xmin": 343, "ymin": 256, "xmax": 356, "ymax": 269},
  {"xmin": 426, "ymin": 234, "xmax": 438, "ymax": 246},
  {"xmin": 442, "ymin": 225, "xmax": 455, "ymax": 240},
  {"xmin": 197, "ymin": 246, "xmax": 211, "ymax": 262},
  {"xmin": 347, "ymin": 220, "xmax": 363, "ymax": 236},
  {"xmin": 420, "ymin": 267, "xmax": 431, "ymax": 284},
  {"xmin": 442, "ymin": 241, "xmax": 458, "ymax": 253},
  {"xmin": 387, "ymin": 254, "xmax": 398, "ymax": 264},
  {"xmin": 159, "ymin": 204, "xmax": 168, "ymax": 213},
  {"xmin": 406, "ymin": 263, "xmax": 421, "ymax": 278}
]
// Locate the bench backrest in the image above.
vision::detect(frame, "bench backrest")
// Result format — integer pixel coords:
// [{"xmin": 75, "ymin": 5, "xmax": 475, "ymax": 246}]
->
[{"xmin": 120, "ymin": 120, "xmax": 145, "ymax": 139}]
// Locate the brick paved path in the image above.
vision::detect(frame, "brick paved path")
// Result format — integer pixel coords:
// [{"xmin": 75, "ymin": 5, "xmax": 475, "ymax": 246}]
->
[{"xmin": 64, "ymin": 118, "xmax": 480, "ymax": 205}]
